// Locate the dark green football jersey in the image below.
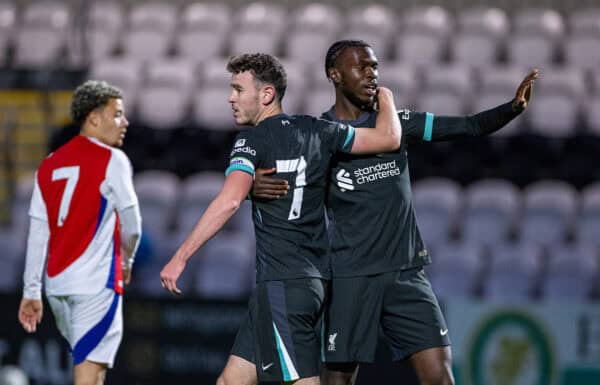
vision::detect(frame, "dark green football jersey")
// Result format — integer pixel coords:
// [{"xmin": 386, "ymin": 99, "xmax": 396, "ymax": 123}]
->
[
  {"xmin": 322, "ymin": 100, "xmax": 519, "ymax": 277},
  {"xmin": 225, "ymin": 114, "xmax": 355, "ymax": 282}
]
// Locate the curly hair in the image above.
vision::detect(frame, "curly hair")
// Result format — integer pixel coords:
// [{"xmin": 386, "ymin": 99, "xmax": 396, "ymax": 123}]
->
[
  {"xmin": 226, "ymin": 53, "xmax": 287, "ymax": 103},
  {"xmin": 71, "ymin": 80, "xmax": 123, "ymax": 127},
  {"xmin": 324, "ymin": 39, "xmax": 372, "ymax": 79}
]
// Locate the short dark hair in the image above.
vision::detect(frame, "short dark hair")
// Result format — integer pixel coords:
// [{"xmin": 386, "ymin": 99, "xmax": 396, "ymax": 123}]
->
[
  {"xmin": 325, "ymin": 40, "xmax": 372, "ymax": 79},
  {"xmin": 226, "ymin": 53, "xmax": 287, "ymax": 103},
  {"xmin": 71, "ymin": 80, "xmax": 123, "ymax": 127}
]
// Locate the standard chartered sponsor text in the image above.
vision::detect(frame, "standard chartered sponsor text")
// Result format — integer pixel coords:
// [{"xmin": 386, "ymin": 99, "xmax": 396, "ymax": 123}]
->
[{"xmin": 353, "ymin": 160, "xmax": 400, "ymax": 184}]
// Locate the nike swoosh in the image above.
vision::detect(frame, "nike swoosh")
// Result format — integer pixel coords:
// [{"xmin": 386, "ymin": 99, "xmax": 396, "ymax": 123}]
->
[
  {"xmin": 440, "ymin": 329, "xmax": 449, "ymax": 336},
  {"xmin": 262, "ymin": 362, "xmax": 274, "ymax": 371}
]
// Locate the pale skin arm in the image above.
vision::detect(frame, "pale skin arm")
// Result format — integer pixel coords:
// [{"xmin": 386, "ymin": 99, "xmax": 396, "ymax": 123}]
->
[
  {"xmin": 160, "ymin": 171, "xmax": 253, "ymax": 295},
  {"xmin": 349, "ymin": 86, "xmax": 402, "ymax": 154}
]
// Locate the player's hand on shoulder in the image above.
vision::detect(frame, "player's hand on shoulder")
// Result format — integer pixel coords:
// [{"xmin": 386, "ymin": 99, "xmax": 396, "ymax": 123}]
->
[
  {"xmin": 253, "ymin": 168, "xmax": 288, "ymax": 200},
  {"xmin": 513, "ymin": 68, "xmax": 539, "ymax": 111},
  {"xmin": 18, "ymin": 298, "xmax": 43, "ymax": 333},
  {"xmin": 160, "ymin": 257, "xmax": 186, "ymax": 296}
]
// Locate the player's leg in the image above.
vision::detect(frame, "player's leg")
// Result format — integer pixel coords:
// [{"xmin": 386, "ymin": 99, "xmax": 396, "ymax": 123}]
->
[
  {"xmin": 381, "ymin": 268, "xmax": 453, "ymax": 385},
  {"xmin": 230, "ymin": 279, "xmax": 326, "ymax": 384},
  {"xmin": 284, "ymin": 375, "xmax": 320, "ymax": 384},
  {"xmin": 47, "ymin": 289, "xmax": 123, "ymax": 385},
  {"xmin": 72, "ymin": 290, "xmax": 123, "ymax": 384},
  {"xmin": 216, "ymin": 355, "xmax": 257, "ymax": 385},
  {"xmin": 321, "ymin": 362, "xmax": 359, "ymax": 385},
  {"xmin": 73, "ymin": 361, "xmax": 107, "ymax": 385},
  {"xmin": 321, "ymin": 275, "xmax": 385, "ymax": 385},
  {"xmin": 262, "ymin": 279, "xmax": 326, "ymax": 383},
  {"xmin": 410, "ymin": 346, "xmax": 454, "ymax": 385}
]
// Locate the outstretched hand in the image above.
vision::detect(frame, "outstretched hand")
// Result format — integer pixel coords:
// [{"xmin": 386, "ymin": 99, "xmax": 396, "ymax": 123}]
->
[
  {"xmin": 253, "ymin": 168, "xmax": 288, "ymax": 200},
  {"xmin": 513, "ymin": 68, "xmax": 539, "ymax": 111}
]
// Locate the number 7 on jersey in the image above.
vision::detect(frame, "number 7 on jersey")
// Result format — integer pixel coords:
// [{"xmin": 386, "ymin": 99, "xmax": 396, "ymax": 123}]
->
[
  {"xmin": 276, "ymin": 156, "xmax": 306, "ymax": 220},
  {"xmin": 52, "ymin": 166, "xmax": 80, "ymax": 226}
]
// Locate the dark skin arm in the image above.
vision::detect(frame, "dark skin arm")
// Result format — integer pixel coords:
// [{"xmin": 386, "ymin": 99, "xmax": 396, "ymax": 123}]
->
[{"xmin": 253, "ymin": 168, "xmax": 289, "ymax": 200}]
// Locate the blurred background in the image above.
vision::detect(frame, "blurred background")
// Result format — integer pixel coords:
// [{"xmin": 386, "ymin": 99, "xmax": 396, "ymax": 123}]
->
[{"xmin": 0, "ymin": 0, "xmax": 599, "ymax": 384}]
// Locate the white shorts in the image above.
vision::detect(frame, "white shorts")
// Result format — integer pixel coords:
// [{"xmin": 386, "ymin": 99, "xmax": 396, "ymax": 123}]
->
[{"xmin": 47, "ymin": 288, "xmax": 123, "ymax": 368}]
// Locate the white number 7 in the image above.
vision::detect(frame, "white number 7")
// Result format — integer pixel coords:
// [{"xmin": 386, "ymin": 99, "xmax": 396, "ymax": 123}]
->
[
  {"xmin": 276, "ymin": 156, "xmax": 306, "ymax": 220},
  {"xmin": 52, "ymin": 166, "xmax": 80, "ymax": 226}
]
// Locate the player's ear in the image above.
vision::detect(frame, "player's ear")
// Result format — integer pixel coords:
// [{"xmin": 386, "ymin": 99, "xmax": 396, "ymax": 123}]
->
[
  {"xmin": 261, "ymin": 85, "xmax": 275, "ymax": 105},
  {"xmin": 87, "ymin": 110, "xmax": 100, "ymax": 128},
  {"xmin": 328, "ymin": 67, "xmax": 341, "ymax": 84}
]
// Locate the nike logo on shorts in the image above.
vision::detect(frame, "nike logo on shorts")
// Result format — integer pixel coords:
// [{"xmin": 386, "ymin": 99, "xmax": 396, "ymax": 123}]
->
[
  {"xmin": 262, "ymin": 362, "xmax": 274, "ymax": 371},
  {"xmin": 440, "ymin": 328, "xmax": 449, "ymax": 336}
]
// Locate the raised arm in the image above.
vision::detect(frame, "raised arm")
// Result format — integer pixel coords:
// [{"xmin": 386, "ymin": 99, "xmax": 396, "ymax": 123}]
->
[
  {"xmin": 350, "ymin": 87, "xmax": 402, "ymax": 154},
  {"xmin": 408, "ymin": 69, "xmax": 539, "ymax": 143},
  {"xmin": 160, "ymin": 171, "xmax": 252, "ymax": 295}
]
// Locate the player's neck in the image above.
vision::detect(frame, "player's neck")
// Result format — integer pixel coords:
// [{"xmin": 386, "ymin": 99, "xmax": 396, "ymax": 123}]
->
[
  {"xmin": 333, "ymin": 95, "xmax": 367, "ymax": 121},
  {"xmin": 254, "ymin": 103, "xmax": 283, "ymax": 126}
]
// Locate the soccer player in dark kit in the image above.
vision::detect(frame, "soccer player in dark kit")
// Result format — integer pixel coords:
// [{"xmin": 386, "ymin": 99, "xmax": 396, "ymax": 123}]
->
[
  {"xmin": 253, "ymin": 40, "xmax": 538, "ymax": 385},
  {"xmin": 160, "ymin": 52, "xmax": 403, "ymax": 385}
]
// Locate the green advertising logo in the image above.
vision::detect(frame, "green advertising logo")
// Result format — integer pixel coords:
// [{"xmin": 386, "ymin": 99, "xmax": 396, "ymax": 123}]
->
[{"xmin": 465, "ymin": 310, "xmax": 556, "ymax": 385}]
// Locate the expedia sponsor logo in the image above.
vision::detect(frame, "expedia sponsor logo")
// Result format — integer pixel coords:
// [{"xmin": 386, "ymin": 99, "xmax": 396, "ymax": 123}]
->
[
  {"xmin": 234, "ymin": 138, "xmax": 246, "ymax": 147},
  {"xmin": 230, "ymin": 146, "xmax": 256, "ymax": 156},
  {"xmin": 353, "ymin": 160, "xmax": 401, "ymax": 184}
]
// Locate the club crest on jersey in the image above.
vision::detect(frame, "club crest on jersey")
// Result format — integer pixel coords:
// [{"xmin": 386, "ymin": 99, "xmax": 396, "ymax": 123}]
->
[
  {"xmin": 281, "ymin": 119, "xmax": 290, "ymax": 126},
  {"xmin": 328, "ymin": 333, "xmax": 337, "ymax": 352}
]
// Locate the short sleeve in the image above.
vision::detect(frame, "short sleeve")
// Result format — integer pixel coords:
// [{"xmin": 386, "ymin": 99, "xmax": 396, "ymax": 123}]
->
[
  {"xmin": 316, "ymin": 118, "xmax": 356, "ymax": 154},
  {"xmin": 226, "ymin": 130, "xmax": 258, "ymax": 177},
  {"xmin": 106, "ymin": 149, "xmax": 139, "ymax": 211}
]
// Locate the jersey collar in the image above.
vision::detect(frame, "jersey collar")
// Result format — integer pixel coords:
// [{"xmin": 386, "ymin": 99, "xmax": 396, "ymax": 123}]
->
[{"xmin": 322, "ymin": 107, "xmax": 373, "ymax": 126}]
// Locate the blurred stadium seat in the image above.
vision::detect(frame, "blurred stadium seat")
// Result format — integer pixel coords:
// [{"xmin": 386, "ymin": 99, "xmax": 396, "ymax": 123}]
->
[
  {"xmin": 285, "ymin": 3, "xmax": 341, "ymax": 65},
  {"xmin": 541, "ymin": 243, "xmax": 598, "ymax": 300},
  {"xmin": 412, "ymin": 177, "xmax": 461, "ymax": 245},
  {"xmin": 340, "ymin": 4, "xmax": 396, "ymax": 60},
  {"xmin": 14, "ymin": 1, "xmax": 70, "ymax": 68},
  {"xmin": 463, "ymin": 179, "xmax": 520, "ymax": 245},
  {"xmin": 394, "ymin": 6, "xmax": 452, "ymax": 65},
  {"xmin": 484, "ymin": 241, "xmax": 542, "ymax": 300},
  {"xmin": 176, "ymin": 2, "xmax": 230, "ymax": 62},
  {"xmin": 229, "ymin": 2, "xmax": 286, "ymax": 56},
  {"xmin": 427, "ymin": 240, "xmax": 483, "ymax": 300},
  {"xmin": 520, "ymin": 180, "xmax": 578, "ymax": 245},
  {"xmin": 451, "ymin": 7, "xmax": 508, "ymax": 66}
]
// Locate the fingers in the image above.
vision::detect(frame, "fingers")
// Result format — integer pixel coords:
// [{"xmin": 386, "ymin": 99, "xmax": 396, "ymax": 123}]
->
[
  {"xmin": 256, "ymin": 192, "xmax": 286, "ymax": 199},
  {"xmin": 256, "ymin": 168, "xmax": 277, "ymax": 176},
  {"xmin": 160, "ymin": 275, "xmax": 182, "ymax": 296},
  {"xmin": 18, "ymin": 309, "xmax": 39, "ymax": 333},
  {"xmin": 526, "ymin": 68, "xmax": 540, "ymax": 81}
]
